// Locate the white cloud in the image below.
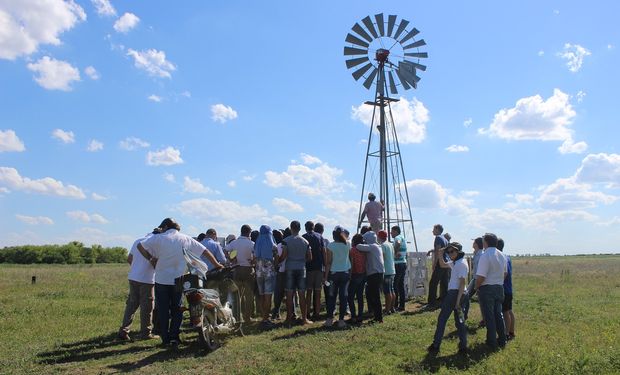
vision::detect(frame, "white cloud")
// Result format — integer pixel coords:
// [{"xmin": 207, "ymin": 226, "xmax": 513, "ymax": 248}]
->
[
  {"xmin": 0, "ymin": 130, "xmax": 25, "ymax": 152},
  {"xmin": 119, "ymin": 136, "xmax": 149, "ymax": 150},
  {"xmin": 87, "ymin": 139, "xmax": 103, "ymax": 152},
  {"xmin": 272, "ymin": 197, "xmax": 304, "ymax": 212},
  {"xmin": 51, "ymin": 129, "xmax": 75, "ymax": 144},
  {"xmin": 264, "ymin": 154, "xmax": 352, "ymax": 196},
  {"xmin": 91, "ymin": 0, "xmax": 116, "ymax": 16},
  {"xmin": 163, "ymin": 173, "xmax": 175, "ymax": 183},
  {"xmin": 558, "ymin": 43, "xmax": 591, "ymax": 73},
  {"xmin": 91, "ymin": 192, "xmax": 108, "ymax": 200},
  {"xmin": 113, "ymin": 12, "xmax": 139, "ymax": 33},
  {"xmin": 405, "ymin": 179, "xmax": 475, "ymax": 216},
  {"xmin": 553, "ymin": 9, "xmax": 560, "ymax": 15},
  {"xmin": 575, "ymin": 153, "xmax": 620, "ymax": 188},
  {"xmin": 0, "ymin": 167, "xmax": 86, "ymax": 199},
  {"xmin": 558, "ymin": 139, "xmax": 588, "ymax": 154},
  {"xmin": 0, "ymin": 0, "xmax": 86, "ymax": 60},
  {"xmin": 183, "ymin": 176, "xmax": 218, "ymax": 194},
  {"xmin": 537, "ymin": 177, "xmax": 617, "ymax": 210},
  {"xmin": 463, "ymin": 118, "xmax": 472, "ymax": 127},
  {"xmin": 148, "ymin": 94, "xmax": 162, "ymax": 102},
  {"xmin": 227, "ymin": 180, "xmax": 236, "ymax": 187},
  {"xmin": 351, "ymin": 97, "xmax": 429, "ymax": 144},
  {"xmin": 242, "ymin": 175, "xmax": 255, "ymax": 182},
  {"xmin": 67, "ymin": 210, "xmax": 109, "ymax": 224},
  {"xmin": 320, "ymin": 199, "xmax": 359, "ymax": 231},
  {"xmin": 608, "ymin": 44, "xmax": 614, "ymax": 50},
  {"xmin": 211, "ymin": 104, "xmax": 238, "ymax": 123},
  {"xmin": 27, "ymin": 56, "xmax": 81, "ymax": 91},
  {"xmin": 480, "ymin": 89, "xmax": 587, "ymax": 154},
  {"xmin": 300, "ymin": 153, "xmax": 321, "ymax": 165},
  {"xmin": 473, "ymin": 207, "xmax": 597, "ymax": 231},
  {"xmin": 146, "ymin": 146, "xmax": 183, "ymax": 166},
  {"xmin": 538, "ymin": 50, "xmax": 545, "ymax": 56},
  {"xmin": 16, "ymin": 214, "xmax": 54, "ymax": 225},
  {"xmin": 445, "ymin": 145, "xmax": 469, "ymax": 153},
  {"xmin": 84, "ymin": 66, "xmax": 100, "ymax": 80},
  {"xmin": 127, "ymin": 48, "xmax": 176, "ymax": 78},
  {"xmin": 576, "ymin": 90, "xmax": 586, "ymax": 103},
  {"xmin": 177, "ymin": 198, "xmax": 268, "ymax": 234}
]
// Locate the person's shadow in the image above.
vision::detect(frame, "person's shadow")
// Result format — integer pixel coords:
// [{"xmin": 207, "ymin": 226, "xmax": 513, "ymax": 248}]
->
[{"xmin": 399, "ymin": 342, "xmax": 497, "ymax": 373}]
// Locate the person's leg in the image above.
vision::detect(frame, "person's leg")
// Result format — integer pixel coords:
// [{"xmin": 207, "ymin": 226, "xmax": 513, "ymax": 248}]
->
[
  {"xmin": 454, "ymin": 297, "xmax": 468, "ymax": 350},
  {"xmin": 369, "ymin": 273, "xmax": 383, "ymax": 321},
  {"xmin": 154, "ymin": 283, "xmax": 170, "ymax": 344},
  {"xmin": 169, "ymin": 285, "xmax": 183, "ymax": 343},
  {"xmin": 305, "ymin": 287, "xmax": 313, "ymax": 319},
  {"xmin": 347, "ymin": 275, "xmax": 358, "ymax": 319},
  {"xmin": 439, "ymin": 268, "xmax": 450, "ymax": 302},
  {"xmin": 337, "ymin": 272, "xmax": 350, "ymax": 321},
  {"xmin": 494, "ymin": 286, "xmax": 507, "ymax": 347},
  {"xmin": 508, "ymin": 310, "xmax": 515, "ymax": 336},
  {"xmin": 313, "ymin": 286, "xmax": 322, "ymax": 320},
  {"xmin": 120, "ymin": 280, "xmax": 141, "ymax": 336},
  {"xmin": 478, "ymin": 285, "xmax": 497, "ymax": 348},
  {"xmin": 326, "ymin": 274, "xmax": 336, "ymax": 320},
  {"xmin": 272, "ymin": 272, "xmax": 285, "ymax": 318},
  {"xmin": 138, "ymin": 282, "xmax": 155, "ymax": 336},
  {"xmin": 395, "ymin": 263, "xmax": 407, "ymax": 309},
  {"xmin": 427, "ymin": 264, "xmax": 440, "ymax": 305},
  {"xmin": 432, "ymin": 290, "xmax": 457, "ymax": 348},
  {"xmin": 358, "ymin": 276, "xmax": 366, "ymax": 320},
  {"xmin": 262, "ymin": 275, "xmax": 274, "ymax": 322}
]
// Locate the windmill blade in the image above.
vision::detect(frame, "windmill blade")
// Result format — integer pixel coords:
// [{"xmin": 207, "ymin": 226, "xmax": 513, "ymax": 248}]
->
[
  {"xmin": 352, "ymin": 63, "xmax": 373, "ymax": 81},
  {"xmin": 362, "ymin": 67, "xmax": 378, "ymax": 89},
  {"xmin": 399, "ymin": 28, "xmax": 420, "ymax": 44},
  {"xmin": 393, "ymin": 19, "xmax": 410, "ymax": 40},
  {"xmin": 403, "ymin": 39, "xmax": 427, "ymax": 50},
  {"xmin": 388, "ymin": 71, "xmax": 398, "ymax": 95},
  {"xmin": 395, "ymin": 69, "xmax": 411, "ymax": 90},
  {"xmin": 345, "ymin": 56, "xmax": 370, "ymax": 69},
  {"xmin": 362, "ymin": 16, "xmax": 379, "ymax": 39},
  {"xmin": 387, "ymin": 15, "xmax": 397, "ymax": 37},
  {"xmin": 345, "ymin": 33, "xmax": 369, "ymax": 48},
  {"xmin": 375, "ymin": 14, "xmax": 385, "ymax": 36},
  {"xmin": 352, "ymin": 22, "xmax": 373, "ymax": 43},
  {"xmin": 344, "ymin": 46, "xmax": 368, "ymax": 56},
  {"xmin": 404, "ymin": 60, "xmax": 427, "ymax": 71},
  {"xmin": 404, "ymin": 52, "xmax": 428, "ymax": 58}
]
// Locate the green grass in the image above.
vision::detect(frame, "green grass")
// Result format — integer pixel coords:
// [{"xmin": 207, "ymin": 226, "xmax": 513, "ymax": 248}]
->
[{"xmin": 1, "ymin": 256, "xmax": 619, "ymax": 374}]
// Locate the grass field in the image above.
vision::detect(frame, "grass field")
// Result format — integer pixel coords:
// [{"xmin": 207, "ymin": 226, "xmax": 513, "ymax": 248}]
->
[{"xmin": 1, "ymin": 256, "xmax": 619, "ymax": 374}]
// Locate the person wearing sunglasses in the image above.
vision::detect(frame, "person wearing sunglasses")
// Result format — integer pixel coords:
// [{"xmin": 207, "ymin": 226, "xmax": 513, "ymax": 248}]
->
[{"xmin": 427, "ymin": 242, "xmax": 469, "ymax": 355}]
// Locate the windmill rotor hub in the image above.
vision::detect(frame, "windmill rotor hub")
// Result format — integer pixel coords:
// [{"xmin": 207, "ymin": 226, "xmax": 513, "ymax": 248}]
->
[{"xmin": 376, "ymin": 48, "xmax": 390, "ymax": 63}]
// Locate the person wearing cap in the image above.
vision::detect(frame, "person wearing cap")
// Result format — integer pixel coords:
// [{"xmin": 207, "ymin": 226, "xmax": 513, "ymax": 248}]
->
[
  {"xmin": 359, "ymin": 193, "xmax": 385, "ymax": 232},
  {"xmin": 377, "ymin": 230, "xmax": 396, "ymax": 314},
  {"xmin": 427, "ymin": 241, "xmax": 469, "ymax": 354},
  {"xmin": 137, "ymin": 218, "xmax": 224, "ymax": 348},
  {"xmin": 356, "ymin": 231, "xmax": 385, "ymax": 323},
  {"xmin": 391, "ymin": 225, "xmax": 407, "ymax": 311},
  {"xmin": 475, "ymin": 233, "xmax": 508, "ymax": 349}
]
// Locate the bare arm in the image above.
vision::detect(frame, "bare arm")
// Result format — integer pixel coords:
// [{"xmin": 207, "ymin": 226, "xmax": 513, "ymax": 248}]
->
[
  {"xmin": 475, "ymin": 275, "xmax": 486, "ymax": 290},
  {"xmin": 456, "ymin": 277, "xmax": 465, "ymax": 309},
  {"xmin": 324, "ymin": 248, "xmax": 332, "ymax": 282},
  {"xmin": 127, "ymin": 253, "xmax": 133, "ymax": 265},
  {"xmin": 279, "ymin": 245, "xmax": 288, "ymax": 264},
  {"xmin": 437, "ymin": 249, "xmax": 450, "ymax": 269},
  {"xmin": 137, "ymin": 242, "xmax": 157, "ymax": 268},
  {"xmin": 201, "ymin": 249, "xmax": 224, "ymax": 269},
  {"xmin": 305, "ymin": 245, "xmax": 312, "ymax": 262}
]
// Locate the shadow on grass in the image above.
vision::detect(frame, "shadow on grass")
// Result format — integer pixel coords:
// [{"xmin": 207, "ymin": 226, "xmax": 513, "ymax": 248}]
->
[
  {"xmin": 108, "ymin": 341, "xmax": 210, "ymax": 372},
  {"xmin": 399, "ymin": 342, "xmax": 497, "ymax": 373},
  {"xmin": 37, "ymin": 332, "xmax": 154, "ymax": 365},
  {"xmin": 271, "ymin": 323, "xmax": 356, "ymax": 341}
]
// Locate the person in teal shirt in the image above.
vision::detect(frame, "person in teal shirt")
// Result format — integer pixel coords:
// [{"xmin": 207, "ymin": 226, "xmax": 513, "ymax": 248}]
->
[
  {"xmin": 378, "ymin": 230, "xmax": 396, "ymax": 314},
  {"xmin": 391, "ymin": 225, "xmax": 407, "ymax": 311}
]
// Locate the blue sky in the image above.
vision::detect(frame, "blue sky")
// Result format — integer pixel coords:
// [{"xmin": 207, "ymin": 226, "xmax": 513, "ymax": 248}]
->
[{"xmin": 1, "ymin": 1, "xmax": 619, "ymax": 255}]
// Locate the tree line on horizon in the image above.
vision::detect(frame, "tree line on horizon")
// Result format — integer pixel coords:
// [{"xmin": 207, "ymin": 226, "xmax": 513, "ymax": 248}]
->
[{"xmin": 0, "ymin": 242, "xmax": 127, "ymax": 264}]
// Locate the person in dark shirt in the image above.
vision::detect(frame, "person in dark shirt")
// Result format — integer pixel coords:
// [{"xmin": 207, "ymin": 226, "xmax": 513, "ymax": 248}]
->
[
  {"xmin": 302, "ymin": 221, "xmax": 326, "ymax": 320},
  {"xmin": 426, "ymin": 224, "xmax": 450, "ymax": 307}
]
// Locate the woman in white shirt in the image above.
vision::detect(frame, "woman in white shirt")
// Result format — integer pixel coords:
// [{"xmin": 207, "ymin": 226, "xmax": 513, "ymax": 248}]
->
[{"xmin": 427, "ymin": 242, "xmax": 469, "ymax": 354}]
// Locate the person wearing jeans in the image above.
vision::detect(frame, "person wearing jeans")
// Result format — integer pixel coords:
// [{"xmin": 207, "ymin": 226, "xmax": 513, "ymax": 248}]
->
[
  {"xmin": 356, "ymin": 231, "xmax": 385, "ymax": 323},
  {"xmin": 324, "ymin": 227, "xmax": 351, "ymax": 328},
  {"xmin": 391, "ymin": 226, "xmax": 407, "ymax": 311},
  {"xmin": 428, "ymin": 242, "xmax": 469, "ymax": 354}
]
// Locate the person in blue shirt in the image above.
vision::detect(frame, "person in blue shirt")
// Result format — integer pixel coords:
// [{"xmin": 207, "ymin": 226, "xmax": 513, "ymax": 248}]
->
[
  {"xmin": 497, "ymin": 238, "xmax": 515, "ymax": 340},
  {"xmin": 200, "ymin": 228, "xmax": 227, "ymax": 270}
]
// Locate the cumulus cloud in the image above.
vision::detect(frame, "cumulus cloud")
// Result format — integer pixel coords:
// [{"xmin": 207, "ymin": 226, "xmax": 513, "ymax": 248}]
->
[
  {"xmin": 91, "ymin": 0, "xmax": 116, "ymax": 16},
  {"xmin": 479, "ymin": 89, "xmax": 587, "ymax": 154},
  {"xmin": 351, "ymin": 97, "xmax": 429, "ymax": 144},
  {"xmin": 445, "ymin": 145, "xmax": 469, "ymax": 153},
  {"xmin": 127, "ymin": 48, "xmax": 176, "ymax": 78},
  {"xmin": 473, "ymin": 207, "xmax": 597, "ymax": 231},
  {"xmin": 0, "ymin": 0, "xmax": 86, "ymax": 60},
  {"xmin": 91, "ymin": 192, "xmax": 108, "ymax": 200},
  {"xmin": 264, "ymin": 153, "xmax": 352, "ymax": 196},
  {"xmin": 558, "ymin": 43, "xmax": 591, "ymax": 73},
  {"xmin": 575, "ymin": 153, "xmax": 620, "ymax": 188},
  {"xmin": 405, "ymin": 179, "xmax": 475, "ymax": 216},
  {"xmin": 0, "ymin": 167, "xmax": 86, "ymax": 199},
  {"xmin": 148, "ymin": 94, "xmax": 162, "ymax": 102},
  {"xmin": 27, "ymin": 56, "xmax": 81, "ymax": 91},
  {"xmin": 176, "ymin": 198, "xmax": 268, "ymax": 234},
  {"xmin": 87, "ymin": 139, "xmax": 103, "ymax": 152},
  {"xmin": 67, "ymin": 210, "xmax": 109, "ymax": 224},
  {"xmin": 463, "ymin": 118, "xmax": 472, "ymax": 127},
  {"xmin": 163, "ymin": 173, "xmax": 175, "ymax": 183},
  {"xmin": 576, "ymin": 90, "xmax": 586, "ymax": 103},
  {"xmin": 146, "ymin": 146, "xmax": 183, "ymax": 166},
  {"xmin": 113, "ymin": 12, "xmax": 139, "ymax": 33},
  {"xmin": 84, "ymin": 66, "xmax": 100, "ymax": 80},
  {"xmin": 537, "ymin": 177, "xmax": 617, "ymax": 210},
  {"xmin": 51, "ymin": 129, "xmax": 75, "ymax": 144},
  {"xmin": 272, "ymin": 197, "xmax": 304, "ymax": 213},
  {"xmin": 227, "ymin": 180, "xmax": 236, "ymax": 188},
  {"xmin": 0, "ymin": 130, "xmax": 25, "ymax": 152},
  {"xmin": 558, "ymin": 139, "xmax": 588, "ymax": 154},
  {"xmin": 211, "ymin": 104, "xmax": 238, "ymax": 123},
  {"xmin": 16, "ymin": 214, "xmax": 54, "ymax": 225},
  {"xmin": 183, "ymin": 176, "xmax": 218, "ymax": 194},
  {"xmin": 119, "ymin": 136, "xmax": 149, "ymax": 150}
]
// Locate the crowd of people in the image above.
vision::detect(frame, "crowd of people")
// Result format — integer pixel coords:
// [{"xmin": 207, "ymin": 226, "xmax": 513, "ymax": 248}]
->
[{"xmin": 117, "ymin": 196, "xmax": 515, "ymax": 354}]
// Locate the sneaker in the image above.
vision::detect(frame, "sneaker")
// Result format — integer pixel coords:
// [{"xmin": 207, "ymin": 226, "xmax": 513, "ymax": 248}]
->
[
  {"xmin": 336, "ymin": 320, "xmax": 347, "ymax": 329},
  {"xmin": 169, "ymin": 339, "xmax": 179, "ymax": 350},
  {"xmin": 117, "ymin": 331, "xmax": 130, "ymax": 341},
  {"xmin": 302, "ymin": 319, "xmax": 313, "ymax": 325},
  {"xmin": 323, "ymin": 318, "xmax": 333, "ymax": 327},
  {"xmin": 427, "ymin": 344, "xmax": 439, "ymax": 353},
  {"xmin": 139, "ymin": 333, "xmax": 160, "ymax": 340}
]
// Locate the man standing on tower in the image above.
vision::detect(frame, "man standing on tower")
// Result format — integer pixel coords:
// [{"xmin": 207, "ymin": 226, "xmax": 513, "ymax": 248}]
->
[{"xmin": 359, "ymin": 192, "xmax": 385, "ymax": 232}]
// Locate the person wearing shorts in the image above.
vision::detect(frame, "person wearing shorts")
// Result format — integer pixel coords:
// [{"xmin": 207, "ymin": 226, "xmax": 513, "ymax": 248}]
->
[
  {"xmin": 254, "ymin": 225, "xmax": 277, "ymax": 329},
  {"xmin": 378, "ymin": 230, "xmax": 396, "ymax": 313},
  {"xmin": 280, "ymin": 220, "xmax": 313, "ymax": 326}
]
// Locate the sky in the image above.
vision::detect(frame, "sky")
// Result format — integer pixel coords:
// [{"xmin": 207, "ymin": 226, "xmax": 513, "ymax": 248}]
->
[{"xmin": 1, "ymin": 1, "xmax": 619, "ymax": 255}]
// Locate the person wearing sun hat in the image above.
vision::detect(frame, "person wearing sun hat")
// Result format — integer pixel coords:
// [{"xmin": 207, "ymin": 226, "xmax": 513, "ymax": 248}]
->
[{"xmin": 427, "ymin": 241, "xmax": 469, "ymax": 355}]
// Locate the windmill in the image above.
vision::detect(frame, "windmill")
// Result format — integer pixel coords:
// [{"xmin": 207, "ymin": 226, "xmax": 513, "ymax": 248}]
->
[{"xmin": 344, "ymin": 13, "xmax": 427, "ymax": 253}]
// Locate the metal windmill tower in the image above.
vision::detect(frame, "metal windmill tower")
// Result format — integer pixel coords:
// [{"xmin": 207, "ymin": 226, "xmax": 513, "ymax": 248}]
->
[{"xmin": 344, "ymin": 13, "xmax": 427, "ymax": 252}]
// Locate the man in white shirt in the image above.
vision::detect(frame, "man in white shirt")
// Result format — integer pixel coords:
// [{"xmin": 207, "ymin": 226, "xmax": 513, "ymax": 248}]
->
[
  {"xmin": 224, "ymin": 224, "xmax": 255, "ymax": 323},
  {"xmin": 475, "ymin": 232, "xmax": 508, "ymax": 349},
  {"xmin": 137, "ymin": 218, "xmax": 223, "ymax": 348},
  {"xmin": 118, "ymin": 233, "xmax": 157, "ymax": 341},
  {"xmin": 359, "ymin": 192, "xmax": 384, "ymax": 232}
]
